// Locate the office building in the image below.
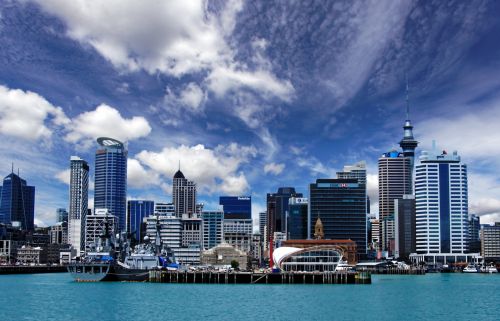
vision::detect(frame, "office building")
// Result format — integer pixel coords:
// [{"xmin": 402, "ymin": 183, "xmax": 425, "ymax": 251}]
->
[
  {"xmin": 481, "ymin": 223, "xmax": 500, "ymax": 262},
  {"xmin": 57, "ymin": 208, "xmax": 68, "ymax": 223},
  {"xmin": 223, "ymin": 218, "xmax": 253, "ymax": 253},
  {"xmin": 172, "ymin": 169, "xmax": 196, "ymax": 217},
  {"xmin": 84, "ymin": 208, "xmax": 117, "ymax": 253},
  {"xmin": 0, "ymin": 171, "xmax": 35, "ymax": 231},
  {"xmin": 468, "ymin": 214, "xmax": 481, "ymax": 253},
  {"xmin": 370, "ymin": 218, "xmax": 380, "ymax": 251},
  {"xmin": 127, "ymin": 200, "xmax": 154, "ymax": 242},
  {"xmin": 94, "ymin": 138, "xmax": 127, "ymax": 232},
  {"xmin": 287, "ymin": 197, "xmax": 308, "ymax": 240},
  {"xmin": 259, "ymin": 211, "xmax": 267, "ymax": 238},
  {"xmin": 267, "ymin": 187, "xmax": 302, "ymax": 241},
  {"xmin": 181, "ymin": 214, "xmax": 203, "ymax": 247},
  {"xmin": 219, "ymin": 196, "xmax": 251, "ymax": 219},
  {"xmin": 145, "ymin": 215, "xmax": 182, "ymax": 249},
  {"xmin": 308, "ymin": 179, "xmax": 367, "ymax": 255},
  {"xmin": 337, "ymin": 161, "xmax": 369, "ymax": 214},
  {"xmin": 50, "ymin": 221, "xmax": 68, "ymax": 245},
  {"xmin": 378, "ymin": 151, "xmax": 412, "ymax": 250},
  {"xmin": 411, "ymin": 148, "xmax": 477, "ymax": 264},
  {"xmin": 68, "ymin": 156, "xmax": 89, "ymax": 256},
  {"xmin": 154, "ymin": 202, "xmax": 175, "ymax": 215},
  {"xmin": 201, "ymin": 211, "xmax": 224, "ymax": 250},
  {"xmin": 394, "ymin": 195, "xmax": 416, "ymax": 259}
]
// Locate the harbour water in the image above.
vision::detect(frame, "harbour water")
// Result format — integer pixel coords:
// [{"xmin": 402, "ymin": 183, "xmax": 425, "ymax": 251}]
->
[{"xmin": 1, "ymin": 273, "xmax": 499, "ymax": 320}]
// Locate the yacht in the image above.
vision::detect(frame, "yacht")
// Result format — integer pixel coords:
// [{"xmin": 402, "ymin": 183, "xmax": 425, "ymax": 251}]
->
[
  {"xmin": 463, "ymin": 264, "xmax": 479, "ymax": 273},
  {"xmin": 481, "ymin": 263, "xmax": 498, "ymax": 274}
]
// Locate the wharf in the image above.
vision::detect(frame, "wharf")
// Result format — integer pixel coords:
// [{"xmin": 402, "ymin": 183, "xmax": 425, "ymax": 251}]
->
[
  {"xmin": 0, "ymin": 265, "xmax": 67, "ymax": 275},
  {"xmin": 148, "ymin": 271, "xmax": 371, "ymax": 284},
  {"xmin": 358, "ymin": 268, "xmax": 426, "ymax": 275}
]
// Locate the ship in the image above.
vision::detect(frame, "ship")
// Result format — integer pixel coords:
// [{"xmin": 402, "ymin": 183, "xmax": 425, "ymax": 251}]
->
[{"xmin": 68, "ymin": 217, "xmax": 178, "ymax": 282}]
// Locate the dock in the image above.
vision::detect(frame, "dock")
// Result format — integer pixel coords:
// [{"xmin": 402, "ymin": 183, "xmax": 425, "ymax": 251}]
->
[
  {"xmin": 0, "ymin": 265, "xmax": 67, "ymax": 275},
  {"xmin": 148, "ymin": 271, "xmax": 371, "ymax": 284}
]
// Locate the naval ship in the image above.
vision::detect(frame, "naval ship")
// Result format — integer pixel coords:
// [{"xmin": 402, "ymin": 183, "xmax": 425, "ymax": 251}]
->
[{"xmin": 68, "ymin": 217, "xmax": 178, "ymax": 282}]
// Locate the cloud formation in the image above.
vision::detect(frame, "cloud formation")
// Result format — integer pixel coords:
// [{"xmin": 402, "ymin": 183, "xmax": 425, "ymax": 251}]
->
[{"xmin": 264, "ymin": 162, "xmax": 285, "ymax": 175}]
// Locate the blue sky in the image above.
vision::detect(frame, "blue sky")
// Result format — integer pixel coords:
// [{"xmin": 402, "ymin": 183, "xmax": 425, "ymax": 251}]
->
[{"xmin": 1, "ymin": 0, "xmax": 500, "ymax": 227}]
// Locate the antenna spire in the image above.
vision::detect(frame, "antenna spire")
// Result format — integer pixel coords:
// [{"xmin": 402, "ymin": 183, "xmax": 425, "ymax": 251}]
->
[
  {"xmin": 405, "ymin": 74, "xmax": 410, "ymax": 121},
  {"xmin": 11, "ymin": 162, "xmax": 13, "ymax": 174},
  {"xmin": 178, "ymin": 160, "xmax": 180, "ymax": 171}
]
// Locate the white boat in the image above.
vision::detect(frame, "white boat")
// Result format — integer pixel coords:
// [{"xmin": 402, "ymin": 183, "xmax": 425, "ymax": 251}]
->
[
  {"xmin": 335, "ymin": 260, "xmax": 354, "ymax": 272},
  {"xmin": 481, "ymin": 264, "xmax": 498, "ymax": 273},
  {"xmin": 463, "ymin": 264, "xmax": 479, "ymax": 273}
]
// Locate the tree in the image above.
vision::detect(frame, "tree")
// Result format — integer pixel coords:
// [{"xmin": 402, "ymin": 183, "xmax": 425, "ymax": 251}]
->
[{"xmin": 231, "ymin": 260, "xmax": 239, "ymax": 270}]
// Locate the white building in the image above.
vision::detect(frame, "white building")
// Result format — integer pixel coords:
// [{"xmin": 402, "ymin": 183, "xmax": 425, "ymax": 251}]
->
[
  {"xmin": 223, "ymin": 218, "xmax": 253, "ymax": 253},
  {"xmin": 84, "ymin": 208, "xmax": 117, "ymax": 253},
  {"xmin": 68, "ymin": 156, "xmax": 89, "ymax": 256},
  {"xmin": 181, "ymin": 214, "xmax": 203, "ymax": 247},
  {"xmin": 172, "ymin": 170, "xmax": 196, "ymax": 217},
  {"xmin": 154, "ymin": 202, "xmax": 175, "ymax": 215},
  {"xmin": 411, "ymin": 147, "xmax": 479, "ymax": 264},
  {"xmin": 145, "ymin": 215, "xmax": 182, "ymax": 249}
]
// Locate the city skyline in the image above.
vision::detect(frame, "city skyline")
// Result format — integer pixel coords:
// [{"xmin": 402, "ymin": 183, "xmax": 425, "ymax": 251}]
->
[{"xmin": 0, "ymin": 1, "xmax": 500, "ymax": 227}]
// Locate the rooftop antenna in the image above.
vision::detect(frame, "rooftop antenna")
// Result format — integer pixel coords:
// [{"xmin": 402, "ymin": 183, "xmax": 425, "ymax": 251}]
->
[
  {"xmin": 11, "ymin": 162, "xmax": 13, "ymax": 174},
  {"xmin": 405, "ymin": 73, "xmax": 410, "ymax": 121},
  {"xmin": 178, "ymin": 160, "xmax": 180, "ymax": 171}
]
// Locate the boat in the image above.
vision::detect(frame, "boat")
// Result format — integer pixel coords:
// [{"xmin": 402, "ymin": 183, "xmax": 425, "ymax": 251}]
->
[
  {"xmin": 463, "ymin": 264, "xmax": 479, "ymax": 273},
  {"xmin": 480, "ymin": 263, "xmax": 498, "ymax": 274},
  {"xmin": 335, "ymin": 260, "xmax": 354, "ymax": 272},
  {"xmin": 68, "ymin": 216, "xmax": 178, "ymax": 282}
]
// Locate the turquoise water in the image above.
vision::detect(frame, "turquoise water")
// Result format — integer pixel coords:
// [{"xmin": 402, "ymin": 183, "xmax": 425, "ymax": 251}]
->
[{"xmin": 0, "ymin": 273, "xmax": 499, "ymax": 320}]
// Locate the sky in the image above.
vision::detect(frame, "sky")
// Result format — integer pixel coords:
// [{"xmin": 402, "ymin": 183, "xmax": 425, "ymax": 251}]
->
[{"xmin": 1, "ymin": 0, "xmax": 500, "ymax": 228}]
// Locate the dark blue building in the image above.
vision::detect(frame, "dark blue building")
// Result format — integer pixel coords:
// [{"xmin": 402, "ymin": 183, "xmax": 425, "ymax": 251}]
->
[
  {"xmin": 94, "ymin": 137, "xmax": 127, "ymax": 232},
  {"xmin": 287, "ymin": 198, "xmax": 308, "ymax": 240},
  {"xmin": 0, "ymin": 172, "xmax": 35, "ymax": 231},
  {"xmin": 267, "ymin": 187, "xmax": 302, "ymax": 237},
  {"xmin": 219, "ymin": 196, "xmax": 251, "ymax": 219},
  {"xmin": 309, "ymin": 179, "xmax": 367, "ymax": 255},
  {"xmin": 127, "ymin": 200, "xmax": 154, "ymax": 241}
]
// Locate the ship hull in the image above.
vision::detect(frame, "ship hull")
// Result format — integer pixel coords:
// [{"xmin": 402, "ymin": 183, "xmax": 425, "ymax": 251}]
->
[{"xmin": 68, "ymin": 263, "xmax": 112, "ymax": 282}]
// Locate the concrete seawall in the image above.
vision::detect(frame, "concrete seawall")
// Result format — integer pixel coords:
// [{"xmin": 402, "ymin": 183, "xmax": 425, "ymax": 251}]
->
[{"xmin": 0, "ymin": 265, "xmax": 67, "ymax": 275}]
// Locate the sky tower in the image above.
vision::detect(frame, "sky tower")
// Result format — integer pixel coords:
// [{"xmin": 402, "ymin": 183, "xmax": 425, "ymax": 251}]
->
[{"xmin": 399, "ymin": 79, "xmax": 418, "ymax": 170}]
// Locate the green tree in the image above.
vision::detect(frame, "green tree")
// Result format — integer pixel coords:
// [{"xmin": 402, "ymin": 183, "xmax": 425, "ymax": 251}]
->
[{"xmin": 231, "ymin": 260, "xmax": 239, "ymax": 270}]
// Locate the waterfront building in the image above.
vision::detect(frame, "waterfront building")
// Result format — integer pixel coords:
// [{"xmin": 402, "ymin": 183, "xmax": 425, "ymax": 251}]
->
[
  {"xmin": 84, "ymin": 208, "xmax": 117, "ymax": 253},
  {"xmin": 94, "ymin": 138, "xmax": 127, "ymax": 233},
  {"xmin": 68, "ymin": 157, "xmax": 89, "ymax": 256},
  {"xmin": 50, "ymin": 221, "xmax": 68, "ymax": 245},
  {"xmin": 378, "ymin": 151, "xmax": 412, "ymax": 251},
  {"xmin": 411, "ymin": 148, "xmax": 477, "ymax": 264},
  {"xmin": 394, "ymin": 195, "xmax": 416, "ymax": 259},
  {"xmin": 370, "ymin": 218, "xmax": 380, "ymax": 251},
  {"xmin": 16, "ymin": 245, "xmax": 47, "ymax": 264},
  {"xmin": 337, "ymin": 161, "xmax": 369, "ymax": 214},
  {"xmin": 468, "ymin": 214, "xmax": 481, "ymax": 253},
  {"xmin": 223, "ymin": 218, "xmax": 253, "ymax": 253},
  {"xmin": 154, "ymin": 202, "xmax": 175, "ymax": 215},
  {"xmin": 0, "ymin": 171, "xmax": 35, "ymax": 231},
  {"xmin": 174, "ymin": 245, "xmax": 201, "ymax": 265},
  {"xmin": 308, "ymin": 179, "xmax": 367, "ymax": 255},
  {"xmin": 481, "ymin": 223, "xmax": 500, "ymax": 262},
  {"xmin": 145, "ymin": 215, "xmax": 182, "ymax": 249},
  {"xmin": 250, "ymin": 233, "xmax": 263, "ymax": 263},
  {"xmin": 219, "ymin": 196, "xmax": 251, "ymax": 219},
  {"xmin": 57, "ymin": 208, "xmax": 68, "ymax": 223},
  {"xmin": 201, "ymin": 243, "xmax": 249, "ymax": 269},
  {"xmin": 172, "ymin": 169, "xmax": 196, "ymax": 217},
  {"xmin": 181, "ymin": 213, "xmax": 203, "ymax": 247},
  {"xmin": 127, "ymin": 200, "xmax": 154, "ymax": 242},
  {"xmin": 267, "ymin": 187, "xmax": 302, "ymax": 242},
  {"xmin": 287, "ymin": 197, "xmax": 308, "ymax": 240},
  {"xmin": 201, "ymin": 211, "xmax": 224, "ymax": 250}
]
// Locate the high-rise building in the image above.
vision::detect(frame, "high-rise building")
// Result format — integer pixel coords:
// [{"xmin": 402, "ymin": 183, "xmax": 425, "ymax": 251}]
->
[
  {"xmin": 370, "ymin": 218, "xmax": 380, "ymax": 251},
  {"xmin": 154, "ymin": 202, "xmax": 175, "ymax": 215},
  {"xmin": 481, "ymin": 223, "xmax": 500, "ymax": 262},
  {"xmin": 337, "ymin": 161, "xmax": 369, "ymax": 214},
  {"xmin": 259, "ymin": 211, "xmax": 267, "ymax": 238},
  {"xmin": 127, "ymin": 200, "xmax": 154, "ymax": 242},
  {"xmin": 378, "ymin": 151, "xmax": 412, "ymax": 251},
  {"xmin": 223, "ymin": 218, "xmax": 253, "ymax": 253},
  {"xmin": 468, "ymin": 214, "xmax": 481, "ymax": 253},
  {"xmin": 219, "ymin": 196, "xmax": 251, "ymax": 219},
  {"xmin": 56, "ymin": 208, "xmax": 68, "ymax": 223},
  {"xmin": 84, "ymin": 208, "xmax": 117, "ymax": 253},
  {"xmin": 308, "ymin": 179, "xmax": 367, "ymax": 255},
  {"xmin": 394, "ymin": 195, "xmax": 416, "ymax": 259},
  {"xmin": 50, "ymin": 221, "xmax": 68, "ymax": 244},
  {"xmin": 412, "ymin": 148, "xmax": 475, "ymax": 264},
  {"xmin": 287, "ymin": 197, "xmax": 308, "ymax": 240},
  {"xmin": 267, "ymin": 187, "xmax": 302, "ymax": 237},
  {"xmin": 172, "ymin": 169, "xmax": 196, "ymax": 217},
  {"xmin": 94, "ymin": 138, "xmax": 127, "ymax": 233},
  {"xmin": 0, "ymin": 171, "xmax": 35, "ymax": 231},
  {"xmin": 145, "ymin": 215, "xmax": 182, "ymax": 250},
  {"xmin": 181, "ymin": 214, "xmax": 203, "ymax": 247},
  {"xmin": 68, "ymin": 156, "xmax": 89, "ymax": 255},
  {"xmin": 201, "ymin": 211, "xmax": 223, "ymax": 250}
]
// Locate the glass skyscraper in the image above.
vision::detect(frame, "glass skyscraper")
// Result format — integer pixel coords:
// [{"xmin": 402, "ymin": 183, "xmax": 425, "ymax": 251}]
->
[
  {"xmin": 219, "ymin": 196, "xmax": 251, "ymax": 219},
  {"xmin": 69, "ymin": 156, "xmax": 89, "ymax": 254},
  {"xmin": 267, "ymin": 187, "xmax": 302, "ymax": 236},
  {"xmin": 201, "ymin": 211, "xmax": 223, "ymax": 250},
  {"xmin": 0, "ymin": 171, "xmax": 35, "ymax": 231},
  {"xmin": 94, "ymin": 137, "xmax": 127, "ymax": 233},
  {"xmin": 287, "ymin": 197, "xmax": 308, "ymax": 240},
  {"xmin": 127, "ymin": 200, "xmax": 154, "ymax": 242},
  {"xmin": 308, "ymin": 179, "xmax": 367, "ymax": 255}
]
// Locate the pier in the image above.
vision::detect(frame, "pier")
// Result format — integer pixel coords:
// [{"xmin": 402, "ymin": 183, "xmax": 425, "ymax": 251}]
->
[
  {"xmin": 148, "ymin": 271, "xmax": 371, "ymax": 284},
  {"xmin": 0, "ymin": 265, "xmax": 67, "ymax": 275}
]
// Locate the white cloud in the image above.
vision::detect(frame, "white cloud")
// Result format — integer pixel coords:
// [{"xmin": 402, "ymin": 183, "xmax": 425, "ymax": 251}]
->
[
  {"xmin": 65, "ymin": 104, "xmax": 151, "ymax": 146},
  {"xmin": 264, "ymin": 162, "xmax": 285, "ymax": 175},
  {"xmin": 135, "ymin": 143, "xmax": 256, "ymax": 195},
  {"xmin": 55, "ymin": 169, "xmax": 70, "ymax": 185},
  {"xmin": 127, "ymin": 158, "xmax": 162, "ymax": 189},
  {"xmin": 0, "ymin": 85, "xmax": 69, "ymax": 141}
]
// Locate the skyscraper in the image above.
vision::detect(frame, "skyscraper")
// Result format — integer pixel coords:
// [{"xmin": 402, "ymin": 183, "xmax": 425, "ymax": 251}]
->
[
  {"xmin": 413, "ymin": 147, "xmax": 473, "ymax": 263},
  {"xmin": 267, "ymin": 187, "xmax": 302, "ymax": 237},
  {"xmin": 201, "ymin": 211, "xmax": 224, "ymax": 250},
  {"xmin": 378, "ymin": 151, "xmax": 412, "ymax": 252},
  {"xmin": 68, "ymin": 156, "xmax": 89, "ymax": 255},
  {"xmin": 127, "ymin": 200, "xmax": 154, "ymax": 242},
  {"xmin": 172, "ymin": 169, "xmax": 196, "ymax": 217},
  {"xmin": 94, "ymin": 138, "xmax": 127, "ymax": 233},
  {"xmin": 308, "ymin": 179, "xmax": 367, "ymax": 255},
  {"xmin": 219, "ymin": 196, "xmax": 251, "ymax": 219},
  {"xmin": 394, "ymin": 195, "xmax": 416, "ymax": 259},
  {"xmin": 220, "ymin": 196, "xmax": 252, "ymax": 252},
  {"xmin": 56, "ymin": 208, "xmax": 68, "ymax": 223},
  {"xmin": 287, "ymin": 197, "xmax": 308, "ymax": 240},
  {"xmin": 0, "ymin": 170, "xmax": 35, "ymax": 231}
]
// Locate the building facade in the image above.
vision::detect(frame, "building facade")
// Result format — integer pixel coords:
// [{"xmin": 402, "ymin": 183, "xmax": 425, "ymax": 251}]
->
[
  {"xmin": 84, "ymin": 208, "xmax": 117, "ymax": 253},
  {"xmin": 481, "ymin": 223, "xmax": 500, "ymax": 262},
  {"xmin": 267, "ymin": 187, "xmax": 302, "ymax": 241},
  {"xmin": 308, "ymin": 179, "xmax": 367, "ymax": 255},
  {"xmin": 219, "ymin": 196, "xmax": 251, "ymax": 219},
  {"xmin": 145, "ymin": 215, "xmax": 182, "ymax": 249},
  {"xmin": 68, "ymin": 156, "xmax": 89, "ymax": 256},
  {"xmin": 394, "ymin": 195, "xmax": 416, "ymax": 259},
  {"xmin": 201, "ymin": 211, "xmax": 224, "ymax": 250},
  {"xmin": 287, "ymin": 197, "xmax": 308, "ymax": 240},
  {"xmin": 172, "ymin": 170, "xmax": 196, "ymax": 217},
  {"xmin": 127, "ymin": 200, "xmax": 154, "ymax": 242},
  {"xmin": 50, "ymin": 221, "xmax": 68, "ymax": 245},
  {"xmin": 57, "ymin": 208, "xmax": 68, "ymax": 223},
  {"xmin": 0, "ymin": 172, "xmax": 35, "ymax": 231},
  {"xmin": 154, "ymin": 202, "xmax": 175, "ymax": 215},
  {"xmin": 94, "ymin": 138, "xmax": 127, "ymax": 233}
]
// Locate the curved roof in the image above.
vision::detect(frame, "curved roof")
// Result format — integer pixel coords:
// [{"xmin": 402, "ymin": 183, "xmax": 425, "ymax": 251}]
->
[
  {"xmin": 273, "ymin": 247, "xmax": 301, "ymax": 268},
  {"xmin": 173, "ymin": 170, "xmax": 185, "ymax": 179},
  {"xmin": 97, "ymin": 137, "xmax": 124, "ymax": 148}
]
